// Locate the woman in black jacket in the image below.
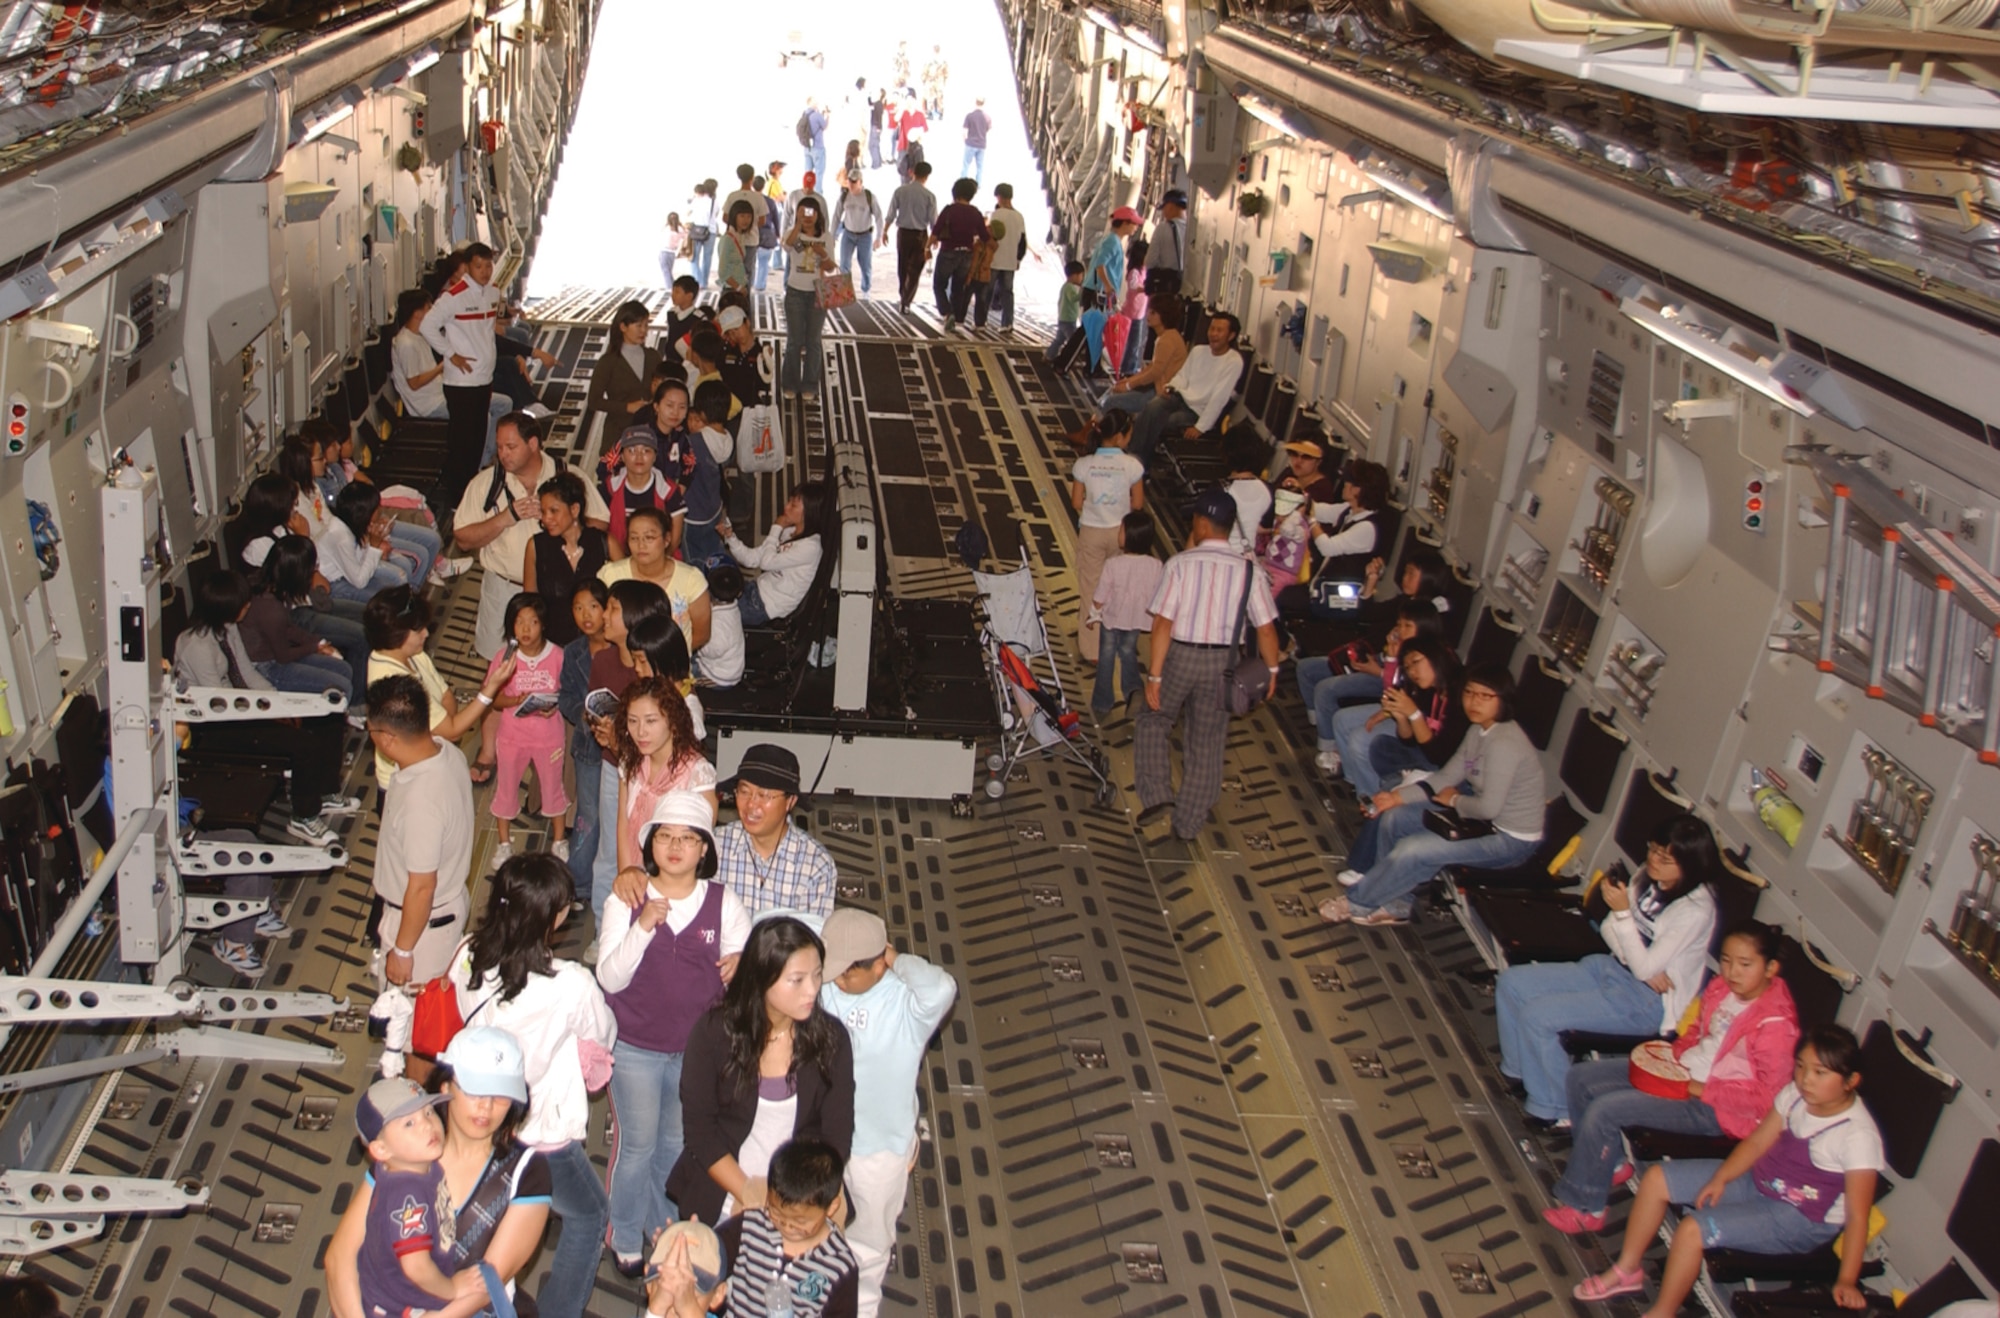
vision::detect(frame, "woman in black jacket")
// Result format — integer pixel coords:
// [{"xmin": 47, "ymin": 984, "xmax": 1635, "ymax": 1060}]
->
[{"xmin": 668, "ymin": 917, "xmax": 855, "ymax": 1225}]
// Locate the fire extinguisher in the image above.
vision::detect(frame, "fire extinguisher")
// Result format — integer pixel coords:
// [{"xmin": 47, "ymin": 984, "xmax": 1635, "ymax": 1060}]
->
[{"xmin": 479, "ymin": 119, "xmax": 505, "ymax": 152}]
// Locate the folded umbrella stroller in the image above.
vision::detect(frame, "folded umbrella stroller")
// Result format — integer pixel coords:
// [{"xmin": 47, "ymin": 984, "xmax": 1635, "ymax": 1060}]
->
[{"xmin": 970, "ymin": 549, "xmax": 1114, "ymax": 804}]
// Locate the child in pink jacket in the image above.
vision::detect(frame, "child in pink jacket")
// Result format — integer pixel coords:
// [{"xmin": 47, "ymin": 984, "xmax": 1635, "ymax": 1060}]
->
[{"xmin": 1542, "ymin": 919, "xmax": 1800, "ymax": 1232}]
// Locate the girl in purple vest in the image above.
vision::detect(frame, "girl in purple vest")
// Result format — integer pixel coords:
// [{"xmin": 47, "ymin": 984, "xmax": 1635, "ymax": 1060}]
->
[
  {"xmin": 596, "ymin": 791, "xmax": 752, "ymax": 1275},
  {"xmin": 1574, "ymin": 1025, "xmax": 1883, "ymax": 1313}
]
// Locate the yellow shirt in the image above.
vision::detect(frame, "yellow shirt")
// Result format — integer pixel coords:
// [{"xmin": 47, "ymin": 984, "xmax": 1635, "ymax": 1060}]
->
[
  {"xmin": 597, "ymin": 558, "xmax": 711, "ymax": 651},
  {"xmin": 366, "ymin": 650, "xmax": 451, "ymax": 788}
]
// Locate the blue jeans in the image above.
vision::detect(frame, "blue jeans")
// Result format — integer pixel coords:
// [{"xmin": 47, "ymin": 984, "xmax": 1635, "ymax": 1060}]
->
[
  {"xmin": 753, "ymin": 246, "xmax": 774, "ymax": 292},
  {"xmin": 838, "ymin": 230, "xmax": 873, "ymax": 293},
  {"xmin": 567, "ymin": 752, "xmax": 601, "ymax": 901},
  {"xmin": 1100, "ymin": 389, "xmax": 1150, "ymax": 417},
  {"xmin": 682, "ymin": 520, "xmax": 726, "ymax": 570},
  {"xmin": 691, "ymin": 234, "xmax": 717, "ymax": 288},
  {"xmin": 1347, "ymin": 803, "xmax": 1538, "ymax": 921},
  {"xmin": 783, "ymin": 286, "xmax": 824, "ymax": 392},
  {"xmin": 254, "ymin": 654, "xmax": 353, "ymax": 703},
  {"xmin": 658, "ymin": 250, "xmax": 677, "ymax": 286},
  {"xmin": 1659, "ymin": 1159, "xmax": 1842, "ymax": 1255},
  {"xmin": 1496, "ymin": 955, "xmax": 1667, "ymax": 1121},
  {"xmin": 933, "ymin": 248, "xmax": 973, "ymax": 320},
  {"xmin": 962, "ymin": 146, "xmax": 984, "ymax": 182},
  {"xmin": 387, "ymin": 519, "xmax": 442, "ymax": 571},
  {"xmin": 1296, "ymin": 660, "xmax": 1380, "ymax": 746},
  {"xmin": 291, "ymin": 606, "xmax": 369, "ymax": 697},
  {"xmin": 1332, "ymin": 704, "xmax": 1396, "ymax": 795},
  {"xmin": 608, "ymin": 1042, "xmax": 686, "ymax": 1258},
  {"xmin": 868, "ymin": 127, "xmax": 883, "ymax": 168},
  {"xmin": 975, "ymin": 268, "xmax": 1014, "ymax": 329},
  {"xmin": 1045, "ymin": 320, "xmax": 1078, "ymax": 362},
  {"xmin": 1129, "ymin": 395, "xmax": 1197, "ymax": 469},
  {"xmin": 1553, "ymin": 1059, "xmax": 1724, "ymax": 1213},
  {"xmin": 806, "ymin": 144, "xmax": 826, "ymax": 179},
  {"xmin": 540, "ymin": 1139, "xmax": 610, "ymax": 1318},
  {"xmin": 1091, "ymin": 628, "xmax": 1141, "ymax": 715},
  {"xmin": 591, "ymin": 765, "xmax": 621, "ymax": 917},
  {"xmin": 1369, "ymin": 735, "xmax": 1437, "ymax": 793},
  {"xmin": 739, "ymin": 580, "xmax": 772, "ymax": 627},
  {"xmin": 328, "ymin": 560, "xmax": 414, "ymax": 604}
]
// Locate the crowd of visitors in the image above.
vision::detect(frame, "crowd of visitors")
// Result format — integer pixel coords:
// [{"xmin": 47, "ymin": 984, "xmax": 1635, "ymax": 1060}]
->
[{"xmin": 174, "ymin": 62, "xmax": 1890, "ymax": 1316}]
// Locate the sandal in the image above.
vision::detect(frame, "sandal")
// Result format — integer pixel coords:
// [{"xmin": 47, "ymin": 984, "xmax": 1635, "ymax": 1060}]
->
[
  {"xmin": 1542, "ymin": 1204, "xmax": 1608, "ymax": 1235},
  {"xmin": 1353, "ymin": 909, "xmax": 1409, "ymax": 927},
  {"xmin": 1318, "ymin": 896, "xmax": 1352, "ymax": 924},
  {"xmin": 1573, "ymin": 1264, "xmax": 1647, "ymax": 1302},
  {"xmin": 468, "ymin": 759, "xmax": 496, "ymax": 785}
]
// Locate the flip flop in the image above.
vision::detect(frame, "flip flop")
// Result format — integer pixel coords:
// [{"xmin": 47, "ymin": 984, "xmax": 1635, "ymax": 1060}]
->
[
  {"xmin": 1353, "ymin": 909, "xmax": 1410, "ymax": 927},
  {"xmin": 1573, "ymin": 1264, "xmax": 1647, "ymax": 1302},
  {"xmin": 468, "ymin": 759, "xmax": 497, "ymax": 785},
  {"xmin": 1318, "ymin": 896, "xmax": 1352, "ymax": 924}
]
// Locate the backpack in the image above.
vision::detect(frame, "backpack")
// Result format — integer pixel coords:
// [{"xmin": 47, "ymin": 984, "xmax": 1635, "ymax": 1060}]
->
[{"xmin": 796, "ymin": 109, "xmax": 815, "ymax": 147}]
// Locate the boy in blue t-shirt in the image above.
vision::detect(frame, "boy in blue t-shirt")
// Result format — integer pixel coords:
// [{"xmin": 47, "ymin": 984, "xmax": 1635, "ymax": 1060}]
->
[{"xmin": 355, "ymin": 1077, "xmax": 468, "ymax": 1318}]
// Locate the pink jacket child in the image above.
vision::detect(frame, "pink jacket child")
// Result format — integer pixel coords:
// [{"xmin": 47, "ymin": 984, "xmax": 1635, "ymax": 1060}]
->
[{"xmin": 1671, "ymin": 972, "xmax": 1801, "ymax": 1137}]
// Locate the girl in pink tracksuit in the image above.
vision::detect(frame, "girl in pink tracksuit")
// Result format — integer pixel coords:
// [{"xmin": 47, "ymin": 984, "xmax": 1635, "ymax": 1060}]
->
[{"xmin": 1543, "ymin": 919, "xmax": 1800, "ymax": 1232}]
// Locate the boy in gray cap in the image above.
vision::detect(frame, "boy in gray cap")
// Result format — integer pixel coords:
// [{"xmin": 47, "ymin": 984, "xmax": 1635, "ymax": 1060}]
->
[
  {"xmin": 353, "ymin": 1077, "xmax": 479, "ymax": 1318},
  {"xmin": 819, "ymin": 908, "xmax": 958, "ymax": 1318}
]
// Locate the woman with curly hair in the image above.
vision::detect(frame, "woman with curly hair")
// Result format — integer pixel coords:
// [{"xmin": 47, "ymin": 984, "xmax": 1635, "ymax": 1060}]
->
[{"xmin": 668, "ymin": 915, "xmax": 854, "ymax": 1224}]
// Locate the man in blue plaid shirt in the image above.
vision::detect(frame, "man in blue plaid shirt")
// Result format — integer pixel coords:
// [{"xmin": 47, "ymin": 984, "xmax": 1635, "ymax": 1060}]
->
[{"xmin": 714, "ymin": 744, "xmax": 839, "ymax": 923}]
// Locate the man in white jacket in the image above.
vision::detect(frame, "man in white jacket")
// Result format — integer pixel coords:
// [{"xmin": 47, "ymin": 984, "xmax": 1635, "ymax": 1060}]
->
[
  {"xmin": 819, "ymin": 909, "xmax": 958, "ymax": 1318},
  {"xmin": 1128, "ymin": 310, "xmax": 1244, "ymax": 467},
  {"xmin": 420, "ymin": 242, "xmax": 501, "ymax": 514}
]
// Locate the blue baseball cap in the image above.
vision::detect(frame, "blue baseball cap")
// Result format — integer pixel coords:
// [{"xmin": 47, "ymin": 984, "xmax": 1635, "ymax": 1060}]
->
[
  {"xmin": 1184, "ymin": 487, "xmax": 1238, "ymax": 528},
  {"xmin": 357, "ymin": 1076, "xmax": 447, "ymax": 1143},
  {"xmin": 437, "ymin": 1027, "xmax": 529, "ymax": 1104}
]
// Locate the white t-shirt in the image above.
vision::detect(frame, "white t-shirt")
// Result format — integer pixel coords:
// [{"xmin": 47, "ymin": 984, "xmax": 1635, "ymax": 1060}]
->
[
  {"xmin": 1679, "ymin": 993, "xmax": 1750, "ymax": 1083},
  {"xmin": 698, "ymin": 601, "xmax": 745, "ymax": 687},
  {"xmin": 987, "ymin": 208, "xmax": 1024, "ymax": 272},
  {"xmin": 392, "ymin": 327, "xmax": 447, "ymax": 418},
  {"xmin": 1227, "ymin": 477, "xmax": 1272, "ymax": 552},
  {"xmin": 1072, "ymin": 449, "xmax": 1144, "ymax": 530},
  {"xmin": 1761, "ymin": 1083, "xmax": 1885, "ymax": 1226}
]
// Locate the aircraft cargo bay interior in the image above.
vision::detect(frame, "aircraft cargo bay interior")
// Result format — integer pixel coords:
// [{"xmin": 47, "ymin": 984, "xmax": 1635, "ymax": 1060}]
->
[{"xmin": 0, "ymin": 2, "xmax": 1995, "ymax": 1318}]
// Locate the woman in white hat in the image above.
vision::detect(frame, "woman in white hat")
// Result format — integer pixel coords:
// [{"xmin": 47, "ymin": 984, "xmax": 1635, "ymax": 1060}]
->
[
  {"xmin": 596, "ymin": 791, "xmax": 752, "ymax": 1275},
  {"xmin": 325, "ymin": 1026, "xmax": 552, "ymax": 1318}
]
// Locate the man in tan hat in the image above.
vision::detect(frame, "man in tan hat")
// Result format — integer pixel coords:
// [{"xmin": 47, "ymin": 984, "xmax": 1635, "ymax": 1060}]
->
[{"xmin": 819, "ymin": 908, "xmax": 958, "ymax": 1318}]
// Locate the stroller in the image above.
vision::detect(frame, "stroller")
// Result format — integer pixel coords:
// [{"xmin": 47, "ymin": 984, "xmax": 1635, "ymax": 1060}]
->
[{"xmin": 969, "ymin": 546, "xmax": 1115, "ymax": 805}]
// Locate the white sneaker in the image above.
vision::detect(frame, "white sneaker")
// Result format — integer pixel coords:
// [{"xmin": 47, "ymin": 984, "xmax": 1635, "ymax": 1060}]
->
[
  {"xmin": 428, "ymin": 556, "xmax": 473, "ymax": 584},
  {"xmin": 213, "ymin": 941, "xmax": 264, "ymax": 976},
  {"xmin": 286, "ymin": 816, "xmax": 337, "ymax": 848},
  {"xmin": 551, "ymin": 838, "xmax": 570, "ymax": 861},
  {"xmin": 489, "ymin": 841, "xmax": 514, "ymax": 870},
  {"xmin": 254, "ymin": 910, "xmax": 289, "ymax": 936},
  {"xmin": 1316, "ymin": 750, "xmax": 1342, "ymax": 773},
  {"xmin": 320, "ymin": 794, "xmax": 363, "ymax": 816},
  {"xmin": 1337, "ymin": 868, "xmax": 1366, "ymax": 888}
]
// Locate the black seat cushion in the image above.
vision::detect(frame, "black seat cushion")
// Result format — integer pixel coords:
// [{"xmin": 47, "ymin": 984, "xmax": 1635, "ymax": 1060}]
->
[
  {"xmin": 1707, "ymin": 1243, "xmax": 1885, "ymax": 1286},
  {"xmin": 1946, "ymin": 1139, "xmax": 2000, "ymax": 1287},
  {"xmin": 1857, "ymin": 1021, "xmax": 1955, "ymax": 1179},
  {"xmin": 1445, "ymin": 795, "xmax": 1587, "ymax": 893},
  {"xmin": 1467, "ymin": 892, "xmax": 1602, "ymax": 965},
  {"xmin": 1559, "ymin": 1028, "xmax": 1659, "ymax": 1061},
  {"xmin": 1729, "ymin": 1285, "xmax": 1897, "ymax": 1316},
  {"xmin": 1627, "ymin": 1130, "xmax": 1736, "ymax": 1164},
  {"xmin": 1890, "ymin": 1259, "xmax": 1987, "ymax": 1318}
]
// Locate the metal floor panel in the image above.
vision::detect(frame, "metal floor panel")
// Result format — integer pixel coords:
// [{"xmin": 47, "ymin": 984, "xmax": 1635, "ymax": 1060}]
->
[{"xmin": 35, "ymin": 293, "xmax": 1644, "ymax": 1318}]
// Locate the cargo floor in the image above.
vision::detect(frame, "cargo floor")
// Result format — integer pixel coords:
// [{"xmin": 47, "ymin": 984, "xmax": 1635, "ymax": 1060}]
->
[{"xmin": 27, "ymin": 293, "xmax": 1671, "ymax": 1318}]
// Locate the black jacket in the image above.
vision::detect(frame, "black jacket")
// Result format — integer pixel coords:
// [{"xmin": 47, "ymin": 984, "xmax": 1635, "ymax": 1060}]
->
[{"xmin": 667, "ymin": 1007, "xmax": 855, "ymax": 1225}]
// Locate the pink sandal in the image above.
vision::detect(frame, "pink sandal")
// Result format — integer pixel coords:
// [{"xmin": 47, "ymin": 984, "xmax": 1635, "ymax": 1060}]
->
[
  {"xmin": 1573, "ymin": 1264, "xmax": 1646, "ymax": 1302},
  {"xmin": 1541, "ymin": 1204, "xmax": 1608, "ymax": 1235}
]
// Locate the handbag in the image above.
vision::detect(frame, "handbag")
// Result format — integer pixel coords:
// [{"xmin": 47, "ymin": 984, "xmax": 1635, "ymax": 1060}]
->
[
  {"xmin": 688, "ymin": 224, "xmax": 712, "ymax": 243},
  {"xmin": 1421, "ymin": 807, "xmax": 1496, "ymax": 843},
  {"xmin": 1310, "ymin": 574, "xmax": 1366, "ymax": 612},
  {"xmin": 817, "ymin": 272, "xmax": 857, "ymax": 310},
  {"xmin": 1221, "ymin": 560, "xmax": 1272, "ymax": 717},
  {"xmin": 409, "ymin": 940, "xmax": 496, "ymax": 1058},
  {"xmin": 737, "ymin": 402, "xmax": 786, "ymax": 474}
]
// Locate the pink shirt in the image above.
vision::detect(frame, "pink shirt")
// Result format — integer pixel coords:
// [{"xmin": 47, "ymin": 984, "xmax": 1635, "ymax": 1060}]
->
[
  {"xmin": 618, "ymin": 751, "xmax": 718, "ymax": 867},
  {"xmin": 487, "ymin": 643, "xmax": 565, "ymax": 750},
  {"xmin": 1094, "ymin": 555, "xmax": 1165, "ymax": 634}
]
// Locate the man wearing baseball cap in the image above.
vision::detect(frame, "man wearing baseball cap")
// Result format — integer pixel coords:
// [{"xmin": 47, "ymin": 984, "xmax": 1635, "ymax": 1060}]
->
[
  {"xmin": 1084, "ymin": 206, "xmax": 1144, "ymax": 318},
  {"xmin": 820, "ymin": 908, "xmax": 958, "ymax": 1318},
  {"xmin": 713, "ymin": 744, "xmax": 839, "ymax": 922},
  {"xmin": 1135, "ymin": 487, "xmax": 1282, "ymax": 840},
  {"xmin": 1280, "ymin": 434, "xmax": 1341, "ymax": 509}
]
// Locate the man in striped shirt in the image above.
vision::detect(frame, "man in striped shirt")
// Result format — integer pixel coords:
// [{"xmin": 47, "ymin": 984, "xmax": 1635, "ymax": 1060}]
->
[{"xmin": 1136, "ymin": 488, "xmax": 1282, "ymax": 840}]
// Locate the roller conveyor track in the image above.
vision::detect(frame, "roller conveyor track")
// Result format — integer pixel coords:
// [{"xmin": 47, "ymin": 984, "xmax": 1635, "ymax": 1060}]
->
[{"xmin": 28, "ymin": 292, "xmax": 1665, "ymax": 1318}]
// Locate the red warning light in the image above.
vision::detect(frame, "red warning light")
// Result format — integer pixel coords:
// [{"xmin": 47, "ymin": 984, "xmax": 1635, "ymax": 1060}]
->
[{"xmin": 1746, "ymin": 480, "xmax": 1764, "ymax": 494}]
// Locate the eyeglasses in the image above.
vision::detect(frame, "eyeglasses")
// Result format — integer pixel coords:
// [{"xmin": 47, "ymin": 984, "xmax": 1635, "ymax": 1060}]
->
[{"xmin": 733, "ymin": 784, "xmax": 790, "ymax": 806}]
